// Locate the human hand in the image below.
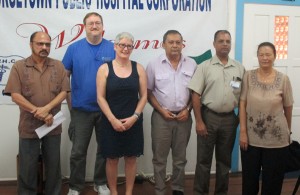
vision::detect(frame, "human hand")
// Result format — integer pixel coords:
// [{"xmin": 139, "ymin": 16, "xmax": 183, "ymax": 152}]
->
[
  {"xmin": 239, "ymin": 130, "xmax": 248, "ymax": 151},
  {"xmin": 161, "ymin": 109, "xmax": 176, "ymax": 121},
  {"xmin": 111, "ymin": 118, "xmax": 126, "ymax": 132},
  {"xmin": 44, "ymin": 114, "xmax": 53, "ymax": 126},
  {"xmin": 119, "ymin": 116, "xmax": 137, "ymax": 131},
  {"xmin": 195, "ymin": 121, "xmax": 208, "ymax": 137},
  {"xmin": 175, "ymin": 109, "xmax": 189, "ymax": 122},
  {"xmin": 34, "ymin": 106, "xmax": 50, "ymax": 120}
]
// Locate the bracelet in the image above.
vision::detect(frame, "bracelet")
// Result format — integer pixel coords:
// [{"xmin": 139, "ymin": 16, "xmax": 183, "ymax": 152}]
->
[{"xmin": 133, "ymin": 112, "xmax": 141, "ymax": 119}]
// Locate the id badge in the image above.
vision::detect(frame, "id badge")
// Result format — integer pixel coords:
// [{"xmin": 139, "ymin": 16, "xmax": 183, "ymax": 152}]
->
[{"xmin": 230, "ymin": 80, "xmax": 241, "ymax": 89}]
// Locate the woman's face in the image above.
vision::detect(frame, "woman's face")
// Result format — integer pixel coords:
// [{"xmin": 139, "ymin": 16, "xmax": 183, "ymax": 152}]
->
[
  {"xmin": 257, "ymin": 46, "xmax": 276, "ymax": 69},
  {"xmin": 114, "ymin": 38, "xmax": 134, "ymax": 59}
]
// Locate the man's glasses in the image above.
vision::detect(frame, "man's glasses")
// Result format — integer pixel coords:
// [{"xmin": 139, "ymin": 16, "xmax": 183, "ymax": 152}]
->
[
  {"xmin": 117, "ymin": 43, "xmax": 134, "ymax": 50},
  {"xmin": 86, "ymin": 21, "xmax": 102, "ymax": 27},
  {"xmin": 32, "ymin": 41, "xmax": 51, "ymax": 48}
]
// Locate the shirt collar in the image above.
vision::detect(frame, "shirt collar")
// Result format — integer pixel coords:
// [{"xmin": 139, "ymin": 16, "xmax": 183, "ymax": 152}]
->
[
  {"xmin": 160, "ymin": 53, "xmax": 187, "ymax": 64},
  {"xmin": 26, "ymin": 56, "xmax": 53, "ymax": 67},
  {"xmin": 211, "ymin": 55, "xmax": 236, "ymax": 67}
]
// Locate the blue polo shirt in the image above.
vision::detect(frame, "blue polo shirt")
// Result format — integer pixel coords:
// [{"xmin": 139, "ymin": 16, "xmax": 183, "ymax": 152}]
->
[{"xmin": 62, "ymin": 38, "xmax": 115, "ymax": 112}]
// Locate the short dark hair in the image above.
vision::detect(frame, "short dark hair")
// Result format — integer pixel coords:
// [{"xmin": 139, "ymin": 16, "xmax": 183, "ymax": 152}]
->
[
  {"xmin": 163, "ymin": 30, "xmax": 183, "ymax": 43},
  {"xmin": 257, "ymin": 42, "xmax": 276, "ymax": 58},
  {"xmin": 214, "ymin": 30, "xmax": 231, "ymax": 41},
  {"xmin": 30, "ymin": 31, "xmax": 51, "ymax": 42},
  {"xmin": 83, "ymin": 12, "xmax": 103, "ymax": 25}
]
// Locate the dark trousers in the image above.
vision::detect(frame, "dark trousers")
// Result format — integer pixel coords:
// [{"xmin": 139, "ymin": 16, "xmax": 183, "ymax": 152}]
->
[
  {"xmin": 194, "ymin": 108, "xmax": 238, "ymax": 195},
  {"xmin": 241, "ymin": 145, "xmax": 288, "ymax": 195},
  {"xmin": 18, "ymin": 135, "xmax": 61, "ymax": 195},
  {"xmin": 68, "ymin": 109, "xmax": 107, "ymax": 191}
]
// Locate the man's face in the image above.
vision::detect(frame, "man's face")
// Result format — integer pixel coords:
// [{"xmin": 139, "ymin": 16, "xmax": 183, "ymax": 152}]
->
[
  {"xmin": 213, "ymin": 32, "xmax": 231, "ymax": 57},
  {"xmin": 162, "ymin": 33, "xmax": 183, "ymax": 57},
  {"xmin": 84, "ymin": 14, "xmax": 103, "ymax": 38},
  {"xmin": 30, "ymin": 32, "xmax": 51, "ymax": 58}
]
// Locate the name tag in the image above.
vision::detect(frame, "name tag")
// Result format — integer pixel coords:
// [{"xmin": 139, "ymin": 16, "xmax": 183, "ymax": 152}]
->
[{"xmin": 230, "ymin": 80, "xmax": 241, "ymax": 89}]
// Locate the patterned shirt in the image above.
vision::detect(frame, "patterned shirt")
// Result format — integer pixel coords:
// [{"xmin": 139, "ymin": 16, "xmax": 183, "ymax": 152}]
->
[{"xmin": 240, "ymin": 69, "xmax": 293, "ymax": 148}]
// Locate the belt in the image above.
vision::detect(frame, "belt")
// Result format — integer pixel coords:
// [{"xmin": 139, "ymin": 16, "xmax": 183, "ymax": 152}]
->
[
  {"xmin": 171, "ymin": 110, "xmax": 181, "ymax": 115},
  {"xmin": 202, "ymin": 105, "xmax": 234, "ymax": 116}
]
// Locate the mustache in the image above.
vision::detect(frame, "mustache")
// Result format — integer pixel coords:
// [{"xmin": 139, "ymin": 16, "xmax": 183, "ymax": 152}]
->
[{"xmin": 40, "ymin": 50, "xmax": 49, "ymax": 55}]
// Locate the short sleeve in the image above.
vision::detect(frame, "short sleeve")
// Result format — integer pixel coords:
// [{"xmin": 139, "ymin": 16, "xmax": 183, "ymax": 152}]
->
[
  {"xmin": 282, "ymin": 75, "xmax": 294, "ymax": 107},
  {"xmin": 188, "ymin": 62, "xmax": 206, "ymax": 95},
  {"xmin": 240, "ymin": 70, "xmax": 250, "ymax": 101}
]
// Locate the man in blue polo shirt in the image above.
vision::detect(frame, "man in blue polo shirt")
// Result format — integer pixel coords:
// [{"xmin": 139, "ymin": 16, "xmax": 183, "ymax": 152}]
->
[{"xmin": 62, "ymin": 12, "xmax": 115, "ymax": 195}]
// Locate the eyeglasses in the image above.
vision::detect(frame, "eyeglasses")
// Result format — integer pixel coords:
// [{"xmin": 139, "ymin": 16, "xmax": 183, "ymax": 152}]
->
[
  {"xmin": 117, "ymin": 43, "xmax": 134, "ymax": 50},
  {"xmin": 86, "ymin": 21, "xmax": 102, "ymax": 27},
  {"xmin": 32, "ymin": 41, "xmax": 51, "ymax": 47}
]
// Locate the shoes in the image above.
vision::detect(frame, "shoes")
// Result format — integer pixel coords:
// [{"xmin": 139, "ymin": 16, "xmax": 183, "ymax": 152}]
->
[
  {"xmin": 148, "ymin": 174, "xmax": 171, "ymax": 184},
  {"xmin": 67, "ymin": 189, "xmax": 80, "ymax": 195},
  {"xmin": 94, "ymin": 184, "xmax": 111, "ymax": 195},
  {"xmin": 172, "ymin": 190, "xmax": 184, "ymax": 195}
]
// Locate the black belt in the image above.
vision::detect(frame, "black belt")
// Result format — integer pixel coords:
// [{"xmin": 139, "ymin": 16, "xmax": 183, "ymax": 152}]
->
[
  {"xmin": 202, "ymin": 105, "xmax": 234, "ymax": 116},
  {"xmin": 171, "ymin": 110, "xmax": 181, "ymax": 115}
]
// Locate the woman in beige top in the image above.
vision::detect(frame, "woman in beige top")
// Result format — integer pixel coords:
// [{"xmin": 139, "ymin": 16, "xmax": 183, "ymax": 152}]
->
[{"xmin": 239, "ymin": 42, "xmax": 293, "ymax": 195}]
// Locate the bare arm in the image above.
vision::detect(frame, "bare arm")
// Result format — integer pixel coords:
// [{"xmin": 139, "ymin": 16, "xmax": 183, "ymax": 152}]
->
[
  {"xmin": 191, "ymin": 91, "xmax": 207, "ymax": 136},
  {"xmin": 147, "ymin": 89, "xmax": 176, "ymax": 121},
  {"xmin": 11, "ymin": 93, "xmax": 37, "ymax": 113},
  {"xmin": 284, "ymin": 105, "xmax": 293, "ymax": 133},
  {"xmin": 11, "ymin": 91, "xmax": 67, "ymax": 126},
  {"xmin": 134, "ymin": 63, "xmax": 147, "ymax": 114},
  {"xmin": 65, "ymin": 70, "xmax": 72, "ymax": 110},
  {"xmin": 239, "ymin": 100, "xmax": 248, "ymax": 150}
]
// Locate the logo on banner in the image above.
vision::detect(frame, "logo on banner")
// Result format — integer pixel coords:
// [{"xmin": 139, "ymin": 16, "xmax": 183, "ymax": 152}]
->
[{"xmin": 0, "ymin": 55, "xmax": 24, "ymax": 86}]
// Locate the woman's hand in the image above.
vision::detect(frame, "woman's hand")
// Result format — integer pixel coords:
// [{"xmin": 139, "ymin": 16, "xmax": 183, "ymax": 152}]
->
[
  {"xmin": 111, "ymin": 118, "xmax": 126, "ymax": 132},
  {"xmin": 239, "ymin": 130, "xmax": 248, "ymax": 151},
  {"xmin": 119, "ymin": 116, "xmax": 137, "ymax": 131}
]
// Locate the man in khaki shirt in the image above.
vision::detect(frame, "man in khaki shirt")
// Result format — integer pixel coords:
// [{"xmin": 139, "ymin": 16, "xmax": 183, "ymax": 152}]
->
[
  {"xmin": 188, "ymin": 30, "xmax": 245, "ymax": 195},
  {"xmin": 4, "ymin": 31, "xmax": 70, "ymax": 195}
]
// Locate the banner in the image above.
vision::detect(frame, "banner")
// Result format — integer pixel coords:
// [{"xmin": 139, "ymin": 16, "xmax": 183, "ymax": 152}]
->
[{"xmin": 0, "ymin": 0, "xmax": 228, "ymax": 104}]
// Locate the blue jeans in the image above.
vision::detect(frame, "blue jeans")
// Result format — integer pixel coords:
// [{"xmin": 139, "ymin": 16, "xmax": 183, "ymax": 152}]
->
[
  {"xmin": 18, "ymin": 135, "xmax": 61, "ymax": 195},
  {"xmin": 68, "ymin": 109, "xmax": 107, "ymax": 191}
]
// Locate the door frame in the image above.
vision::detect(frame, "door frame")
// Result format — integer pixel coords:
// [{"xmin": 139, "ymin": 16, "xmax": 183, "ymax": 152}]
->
[{"xmin": 231, "ymin": 0, "xmax": 300, "ymax": 172}]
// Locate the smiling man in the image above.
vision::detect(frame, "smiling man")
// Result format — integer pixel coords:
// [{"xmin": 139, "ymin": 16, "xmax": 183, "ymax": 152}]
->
[{"xmin": 62, "ymin": 12, "xmax": 115, "ymax": 195}]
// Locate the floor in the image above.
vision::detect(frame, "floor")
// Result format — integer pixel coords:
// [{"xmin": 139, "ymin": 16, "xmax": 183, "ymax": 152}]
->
[{"xmin": 0, "ymin": 173, "xmax": 299, "ymax": 195}]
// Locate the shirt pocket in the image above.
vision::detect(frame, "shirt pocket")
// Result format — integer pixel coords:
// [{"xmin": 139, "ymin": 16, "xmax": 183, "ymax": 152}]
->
[
  {"xmin": 155, "ymin": 73, "xmax": 170, "ymax": 86},
  {"xmin": 49, "ymin": 71, "xmax": 62, "ymax": 95},
  {"xmin": 21, "ymin": 75, "xmax": 34, "ymax": 98},
  {"xmin": 181, "ymin": 70, "xmax": 194, "ymax": 86}
]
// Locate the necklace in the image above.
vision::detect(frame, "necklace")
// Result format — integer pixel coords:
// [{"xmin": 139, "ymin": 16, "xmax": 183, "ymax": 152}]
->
[{"xmin": 115, "ymin": 60, "xmax": 130, "ymax": 67}]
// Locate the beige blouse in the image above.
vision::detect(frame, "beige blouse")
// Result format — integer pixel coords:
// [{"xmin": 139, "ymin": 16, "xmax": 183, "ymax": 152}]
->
[{"xmin": 240, "ymin": 69, "xmax": 293, "ymax": 148}]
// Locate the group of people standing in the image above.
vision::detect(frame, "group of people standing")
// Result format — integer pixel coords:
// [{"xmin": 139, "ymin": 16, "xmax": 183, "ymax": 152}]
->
[{"xmin": 4, "ymin": 11, "xmax": 294, "ymax": 195}]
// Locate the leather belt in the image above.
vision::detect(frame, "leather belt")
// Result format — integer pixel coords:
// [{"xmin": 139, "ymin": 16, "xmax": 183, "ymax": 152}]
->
[
  {"xmin": 171, "ymin": 110, "xmax": 181, "ymax": 115},
  {"xmin": 202, "ymin": 105, "xmax": 234, "ymax": 116}
]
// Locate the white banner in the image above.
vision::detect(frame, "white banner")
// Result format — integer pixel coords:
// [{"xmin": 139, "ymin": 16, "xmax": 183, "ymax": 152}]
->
[{"xmin": 0, "ymin": 0, "xmax": 228, "ymax": 104}]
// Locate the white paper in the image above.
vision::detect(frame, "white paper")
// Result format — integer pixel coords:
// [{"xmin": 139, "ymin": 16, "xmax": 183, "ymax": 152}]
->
[{"xmin": 35, "ymin": 111, "xmax": 66, "ymax": 139}]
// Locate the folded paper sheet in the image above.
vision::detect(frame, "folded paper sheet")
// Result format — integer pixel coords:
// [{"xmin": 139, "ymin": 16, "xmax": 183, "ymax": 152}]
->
[{"xmin": 35, "ymin": 111, "xmax": 66, "ymax": 139}]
